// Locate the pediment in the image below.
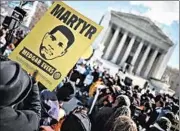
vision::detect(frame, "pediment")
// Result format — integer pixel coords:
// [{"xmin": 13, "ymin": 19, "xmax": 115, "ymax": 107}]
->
[{"xmin": 111, "ymin": 11, "xmax": 173, "ymax": 45}]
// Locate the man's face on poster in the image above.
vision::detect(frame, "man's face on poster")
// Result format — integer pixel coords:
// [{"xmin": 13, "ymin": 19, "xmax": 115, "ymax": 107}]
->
[{"xmin": 40, "ymin": 31, "xmax": 69, "ymax": 60}]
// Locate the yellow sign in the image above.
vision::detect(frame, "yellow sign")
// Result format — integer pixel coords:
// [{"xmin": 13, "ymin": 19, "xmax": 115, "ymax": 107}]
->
[
  {"xmin": 9, "ymin": 2, "xmax": 103, "ymax": 91},
  {"xmin": 81, "ymin": 46, "xmax": 93, "ymax": 60}
]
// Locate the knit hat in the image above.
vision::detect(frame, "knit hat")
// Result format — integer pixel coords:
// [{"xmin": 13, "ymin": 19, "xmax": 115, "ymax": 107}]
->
[{"xmin": 0, "ymin": 60, "xmax": 32, "ymax": 107}]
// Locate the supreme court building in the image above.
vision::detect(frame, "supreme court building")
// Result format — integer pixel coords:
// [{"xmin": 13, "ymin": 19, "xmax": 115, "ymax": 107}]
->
[{"xmin": 99, "ymin": 11, "xmax": 175, "ymax": 79}]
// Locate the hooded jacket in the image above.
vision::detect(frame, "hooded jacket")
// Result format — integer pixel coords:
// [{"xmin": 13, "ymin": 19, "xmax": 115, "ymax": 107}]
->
[{"xmin": 0, "ymin": 84, "xmax": 41, "ymax": 131}]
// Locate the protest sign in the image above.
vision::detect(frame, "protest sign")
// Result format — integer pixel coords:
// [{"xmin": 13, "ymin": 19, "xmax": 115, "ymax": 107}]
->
[
  {"xmin": 81, "ymin": 46, "xmax": 93, "ymax": 60},
  {"xmin": 9, "ymin": 1, "xmax": 103, "ymax": 91}
]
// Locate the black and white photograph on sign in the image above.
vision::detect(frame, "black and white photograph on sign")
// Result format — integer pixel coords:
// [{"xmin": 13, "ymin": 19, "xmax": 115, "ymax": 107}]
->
[
  {"xmin": 0, "ymin": 1, "xmax": 179, "ymax": 131},
  {"xmin": 40, "ymin": 25, "xmax": 75, "ymax": 60}
]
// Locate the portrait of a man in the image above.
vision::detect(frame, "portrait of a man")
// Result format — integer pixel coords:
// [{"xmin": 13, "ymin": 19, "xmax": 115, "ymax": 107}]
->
[{"xmin": 40, "ymin": 25, "xmax": 75, "ymax": 60}]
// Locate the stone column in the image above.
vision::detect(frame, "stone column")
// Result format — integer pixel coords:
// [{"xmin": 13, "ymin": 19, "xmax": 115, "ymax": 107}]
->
[
  {"xmin": 101, "ymin": 23, "xmax": 112, "ymax": 46},
  {"xmin": 120, "ymin": 35, "xmax": 136, "ymax": 66},
  {"xmin": 104, "ymin": 27, "xmax": 120, "ymax": 60},
  {"xmin": 129, "ymin": 40, "xmax": 144, "ymax": 73},
  {"xmin": 136, "ymin": 44, "xmax": 152, "ymax": 75},
  {"xmin": 151, "ymin": 53, "xmax": 165, "ymax": 77},
  {"xmin": 153, "ymin": 44, "xmax": 176, "ymax": 79},
  {"xmin": 143, "ymin": 48, "xmax": 159, "ymax": 78},
  {"xmin": 111, "ymin": 30, "xmax": 128, "ymax": 63}
]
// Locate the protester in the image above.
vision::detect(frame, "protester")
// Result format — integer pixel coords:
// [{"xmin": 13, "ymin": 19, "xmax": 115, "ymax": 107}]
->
[
  {"xmin": 146, "ymin": 94, "xmax": 165, "ymax": 128},
  {"xmin": 104, "ymin": 106, "xmax": 131, "ymax": 131},
  {"xmin": 41, "ymin": 106, "xmax": 91, "ymax": 131},
  {"xmin": 0, "ymin": 32, "xmax": 179, "ymax": 131},
  {"xmin": 112, "ymin": 116, "xmax": 137, "ymax": 131},
  {"xmin": 171, "ymin": 103, "xmax": 179, "ymax": 120},
  {"xmin": 75, "ymin": 63, "xmax": 87, "ymax": 87},
  {"xmin": 92, "ymin": 95, "xmax": 131, "ymax": 131},
  {"xmin": 92, "ymin": 68, "xmax": 100, "ymax": 82},
  {"xmin": 0, "ymin": 60, "xmax": 41, "ymax": 131},
  {"xmin": 148, "ymin": 117, "xmax": 172, "ymax": 131},
  {"xmin": 83, "ymin": 71, "xmax": 94, "ymax": 92},
  {"xmin": 61, "ymin": 107, "xmax": 91, "ymax": 131},
  {"xmin": 40, "ymin": 89, "xmax": 61, "ymax": 126},
  {"xmin": 56, "ymin": 82, "xmax": 75, "ymax": 103}
]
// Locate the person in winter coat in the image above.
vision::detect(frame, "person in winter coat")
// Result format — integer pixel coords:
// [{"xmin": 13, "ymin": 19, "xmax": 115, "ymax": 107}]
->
[
  {"xmin": 92, "ymin": 95, "xmax": 131, "ymax": 131},
  {"xmin": 146, "ymin": 95, "xmax": 164, "ymax": 128},
  {"xmin": 40, "ymin": 89, "xmax": 62, "ymax": 126},
  {"xmin": 103, "ymin": 106, "xmax": 131, "ymax": 131},
  {"xmin": 112, "ymin": 116, "xmax": 137, "ymax": 131},
  {"xmin": 92, "ymin": 68, "xmax": 100, "ymax": 82},
  {"xmin": 41, "ymin": 106, "xmax": 91, "ymax": 131},
  {"xmin": 148, "ymin": 117, "xmax": 172, "ymax": 131},
  {"xmin": 0, "ymin": 60, "xmax": 41, "ymax": 131}
]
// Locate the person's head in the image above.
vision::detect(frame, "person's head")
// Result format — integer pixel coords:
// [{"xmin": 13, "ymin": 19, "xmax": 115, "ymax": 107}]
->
[
  {"xmin": 0, "ymin": 60, "xmax": 32, "ymax": 107},
  {"xmin": 134, "ymin": 85, "xmax": 139, "ymax": 91},
  {"xmin": 158, "ymin": 100, "xmax": 165, "ymax": 108},
  {"xmin": 155, "ymin": 94, "xmax": 163, "ymax": 107},
  {"xmin": 144, "ymin": 102, "xmax": 152, "ymax": 112},
  {"xmin": 146, "ymin": 89, "xmax": 150, "ymax": 94},
  {"xmin": 148, "ymin": 93, "xmax": 155, "ymax": 99},
  {"xmin": 126, "ymin": 90, "xmax": 133, "ymax": 97},
  {"xmin": 40, "ymin": 25, "xmax": 75, "ymax": 60},
  {"xmin": 156, "ymin": 117, "xmax": 172, "ymax": 131},
  {"xmin": 114, "ymin": 106, "xmax": 131, "ymax": 118},
  {"xmin": 113, "ymin": 95, "xmax": 131, "ymax": 108},
  {"xmin": 61, "ymin": 109, "xmax": 91, "ymax": 131},
  {"xmin": 40, "ymin": 89, "xmax": 60, "ymax": 125},
  {"xmin": 112, "ymin": 116, "xmax": 137, "ymax": 131},
  {"xmin": 133, "ymin": 93, "xmax": 139, "ymax": 99},
  {"xmin": 56, "ymin": 82, "xmax": 75, "ymax": 102},
  {"xmin": 115, "ymin": 75, "xmax": 120, "ymax": 81},
  {"xmin": 104, "ymin": 106, "xmax": 131, "ymax": 131},
  {"xmin": 155, "ymin": 94, "xmax": 163, "ymax": 102}
]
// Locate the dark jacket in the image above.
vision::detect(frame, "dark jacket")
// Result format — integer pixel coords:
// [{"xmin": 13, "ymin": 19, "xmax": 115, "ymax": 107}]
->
[
  {"xmin": 0, "ymin": 84, "xmax": 41, "ymax": 131},
  {"xmin": 92, "ymin": 71, "xmax": 99, "ymax": 82},
  {"xmin": 92, "ymin": 107, "xmax": 115, "ymax": 131},
  {"xmin": 146, "ymin": 107, "xmax": 162, "ymax": 128}
]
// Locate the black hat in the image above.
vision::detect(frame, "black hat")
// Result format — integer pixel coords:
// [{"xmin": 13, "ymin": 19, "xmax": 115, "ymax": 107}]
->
[
  {"xmin": 56, "ymin": 82, "xmax": 75, "ymax": 102},
  {"xmin": 0, "ymin": 60, "xmax": 32, "ymax": 107}
]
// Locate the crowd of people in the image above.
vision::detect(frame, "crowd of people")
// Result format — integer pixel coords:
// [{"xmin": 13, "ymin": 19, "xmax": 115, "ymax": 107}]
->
[
  {"xmin": 0, "ymin": 53, "xmax": 179, "ymax": 131},
  {"xmin": 0, "ymin": 27, "xmax": 179, "ymax": 131},
  {"xmin": 68, "ymin": 61, "xmax": 179, "ymax": 131},
  {"xmin": 0, "ymin": 26, "xmax": 25, "ymax": 56}
]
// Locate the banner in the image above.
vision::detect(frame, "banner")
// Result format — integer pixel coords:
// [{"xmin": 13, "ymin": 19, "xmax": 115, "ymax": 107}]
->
[{"xmin": 9, "ymin": 2, "xmax": 103, "ymax": 91}]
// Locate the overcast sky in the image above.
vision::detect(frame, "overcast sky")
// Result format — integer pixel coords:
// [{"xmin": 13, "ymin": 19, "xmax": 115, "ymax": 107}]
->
[{"xmin": 64, "ymin": 1, "xmax": 179, "ymax": 69}]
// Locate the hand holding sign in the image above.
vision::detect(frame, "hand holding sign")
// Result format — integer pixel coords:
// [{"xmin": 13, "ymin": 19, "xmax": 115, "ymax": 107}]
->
[{"xmin": 32, "ymin": 70, "xmax": 38, "ymax": 84}]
